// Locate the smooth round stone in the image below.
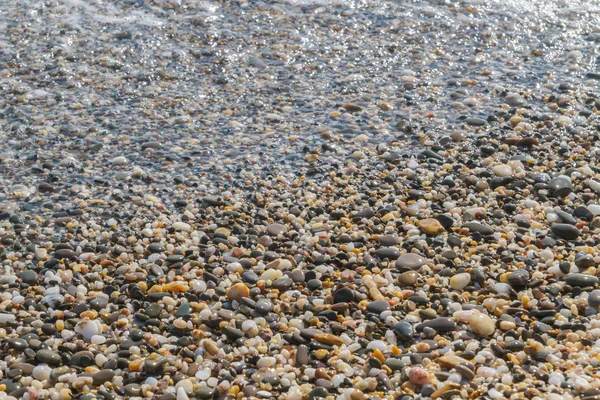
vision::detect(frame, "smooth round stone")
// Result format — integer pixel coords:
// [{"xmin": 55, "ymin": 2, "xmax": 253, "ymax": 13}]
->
[
  {"xmin": 196, "ymin": 387, "xmax": 214, "ymax": 399},
  {"xmin": 415, "ymin": 317, "xmax": 456, "ymax": 332},
  {"xmin": 36, "ymin": 350, "xmax": 61, "ymax": 365},
  {"xmin": 385, "ymin": 358, "xmax": 406, "ymax": 371},
  {"xmin": 242, "ymin": 271, "xmax": 260, "ymax": 284},
  {"xmin": 367, "ymin": 300, "xmax": 390, "ymax": 314},
  {"xmin": 548, "ymin": 177, "xmax": 573, "ymax": 197},
  {"xmin": 75, "ymin": 321, "xmax": 99, "ymax": 339},
  {"xmin": 145, "ymin": 303, "xmax": 163, "ymax": 318},
  {"xmin": 148, "ymin": 243, "xmax": 166, "ymax": 253},
  {"xmin": 394, "ymin": 321, "xmax": 413, "ymax": 341},
  {"xmin": 398, "ymin": 271, "xmax": 418, "ymax": 286},
  {"xmin": 469, "ymin": 313, "xmax": 495, "ymax": 336},
  {"xmin": 575, "ymin": 253, "xmax": 595, "ymax": 269},
  {"xmin": 54, "ymin": 249, "xmax": 75, "ymax": 259},
  {"xmin": 228, "ymin": 283, "xmax": 250, "ymax": 302},
  {"xmin": 266, "ymin": 223, "xmax": 287, "ymax": 236},
  {"xmin": 32, "ymin": 364, "xmax": 51, "ymax": 381},
  {"xmin": 255, "ymin": 298, "xmax": 273, "ymax": 313},
  {"xmin": 375, "ymin": 247, "xmax": 400, "ymax": 259},
  {"xmin": 93, "ymin": 369, "xmax": 115, "ymax": 385},
  {"xmin": 449, "ymin": 273, "xmax": 471, "ymax": 290},
  {"xmin": 19, "ymin": 270, "xmax": 38, "ymax": 285},
  {"xmin": 71, "ymin": 351, "xmax": 94, "ymax": 367},
  {"xmin": 466, "ymin": 117, "xmax": 487, "ymax": 126},
  {"xmin": 307, "ymin": 387, "xmax": 329, "ymax": 400},
  {"xmin": 243, "ymin": 385, "xmax": 258, "ymax": 397},
  {"xmin": 175, "ymin": 303, "xmax": 191, "ymax": 317},
  {"xmin": 290, "ymin": 269, "xmax": 305, "ymax": 282},
  {"xmin": 124, "ymin": 383, "xmax": 142, "ymax": 396},
  {"xmin": 271, "ymin": 277, "xmax": 293, "ymax": 290},
  {"xmin": 7, "ymin": 338, "xmax": 28, "ymax": 351},
  {"xmin": 551, "ymin": 224, "xmax": 580, "ymax": 240},
  {"xmin": 566, "ymin": 274, "xmax": 599, "ymax": 287},
  {"xmin": 379, "ymin": 235, "xmax": 398, "ymax": 246},
  {"xmin": 589, "ymin": 290, "xmax": 600, "ymax": 308},
  {"xmin": 333, "ymin": 287, "xmax": 354, "ymax": 303},
  {"xmin": 455, "ymin": 364, "xmax": 475, "ymax": 381},
  {"xmin": 396, "ymin": 253, "xmax": 426, "ymax": 270},
  {"xmin": 492, "ymin": 164, "xmax": 512, "ymax": 177},
  {"xmin": 461, "ymin": 222, "xmax": 494, "ymax": 235},
  {"xmin": 307, "ymin": 279, "xmax": 322, "ymax": 291},
  {"xmin": 508, "ymin": 269, "xmax": 530, "ymax": 288},
  {"xmin": 144, "ymin": 359, "xmax": 165, "ymax": 375},
  {"xmin": 408, "ymin": 367, "xmax": 430, "ymax": 385}
]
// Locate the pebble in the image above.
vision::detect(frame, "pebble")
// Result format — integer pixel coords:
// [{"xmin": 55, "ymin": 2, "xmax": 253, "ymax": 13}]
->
[
  {"xmin": 417, "ymin": 218, "xmax": 445, "ymax": 235},
  {"xmin": 469, "ymin": 313, "xmax": 495, "ymax": 336},
  {"xmin": 227, "ymin": 283, "xmax": 250, "ymax": 301},
  {"xmin": 551, "ymin": 223, "xmax": 580, "ymax": 240},
  {"xmin": 0, "ymin": 2, "xmax": 596, "ymax": 399},
  {"xmin": 415, "ymin": 318, "xmax": 456, "ymax": 332},
  {"xmin": 449, "ymin": 273, "xmax": 471, "ymax": 290},
  {"xmin": 267, "ymin": 223, "xmax": 287, "ymax": 236},
  {"xmin": 396, "ymin": 253, "xmax": 426, "ymax": 270},
  {"xmin": 566, "ymin": 274, "xmax": 599, "ymax": 287},
  {"xmin": 589, "ymin": 290, "xmax": 600, "ymax": 308},
  {"xmin": 508, "ymin": 269, "xmax": 530, "ymax": 288}
]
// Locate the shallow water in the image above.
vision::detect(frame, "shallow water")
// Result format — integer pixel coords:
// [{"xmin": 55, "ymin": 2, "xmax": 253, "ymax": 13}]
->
[{"xmin": 0, "ymin": 0, "xmax": 598, "ymax": 195}]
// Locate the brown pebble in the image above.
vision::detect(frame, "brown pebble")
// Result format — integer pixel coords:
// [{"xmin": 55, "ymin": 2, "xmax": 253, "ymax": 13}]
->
[{"xmin": 417, "ymin": 218, "xmax": 445, "ymax": 235}]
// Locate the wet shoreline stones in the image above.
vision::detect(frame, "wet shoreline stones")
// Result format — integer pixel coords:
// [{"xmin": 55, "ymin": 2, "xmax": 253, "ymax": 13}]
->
[{"xmin": 0, "ymin": 0, "xmax": 599, "ymax": 399}]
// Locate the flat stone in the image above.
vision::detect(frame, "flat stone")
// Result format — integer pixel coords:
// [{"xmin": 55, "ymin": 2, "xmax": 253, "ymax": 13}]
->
[
  {"xmin": 222, "ymin": 326, "xmax": 244, "ymax": 340},
  {"xmin": 145, "ymin": 303, "xmax": 162, "ymax": 318},
  {"xmin": 461, "ymin": 222, "xmax": 494, "ymax": 235},
  {"xmin": 466, "ymin": 117, "xmax": 487, "ymax": 126},
  {"xmin": 375, "ymin": 247, "xmax": 400, "ymax": 259},
  {"xmin": 313, "ymin": 333, "xmax": 344, "ymax": 347},
  {"xmin": 266, "ymin": 223, "xmax": 287, "ymax": 236},
  {"xmin": 366, "ymin": 300, "xmax": 390, "ymax": 314},
  {"xmin": 175, "ymin": 303, "xmax": 191, "ymax": 317},
  {"xmin": 551, "ymin": 224, "xmax": 580, "ymax": 240},
  {"xmin": 271, "ymin": 277, "xmax": 293, "ymax": 290},
  {"xmin": 144, "ymin": 358, "xmax": 165, "ymax": 375},
  {"xmin": 54, "ymin": 249, "xmax": 75, "ymax": 259},
  {"xmin": 455, "ymin": 364, "xmax": 475, "ymax": 381},
  {"xmin": 93, "ymin": 370, "xmax": 115, "ymax": 385},
  {"xmin": 396, "ymin": 253, "xmax": 426, "ymax": 270},
  {"xmin": 36, "ymin": 350, "xmax": 61, "ymax": 366},
  {"xmin": 566, "ymin": 274, "xmax": 599, "ymax": 287},
  {"xmin": 7, "ymin": 338, "xmax": 28, "ymax": 351},
  {"xmin": 415, "ymin": 317, "xmax": 456, "ymax": 332},
  {"xmin": 378, "ymin": 235, "xmax": 398, "ymax": 246},
  {"xmin": 255, "ymin": 298, "xmax": 273, "ymax": 313},
  {"xmin": 417, "ymin": 218, "xmax": 445, "ymax": 235},
  {"xmin": 296, "ymin": 345, "xmax": 309, "ymax": 366},
  {"xmin": 19, "ymin": 270, "xmax": 38, "ymax": 285}
]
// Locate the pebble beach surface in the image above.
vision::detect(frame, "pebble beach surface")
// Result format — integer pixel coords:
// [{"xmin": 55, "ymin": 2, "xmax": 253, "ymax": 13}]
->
[{"xmin": 1, "ymin": 0, "xmax": 600, "ymax": 399}]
